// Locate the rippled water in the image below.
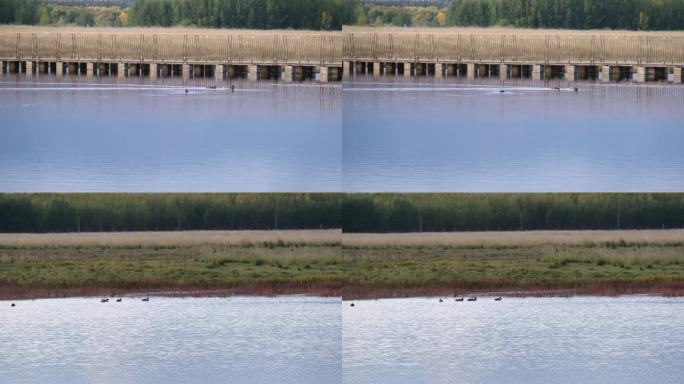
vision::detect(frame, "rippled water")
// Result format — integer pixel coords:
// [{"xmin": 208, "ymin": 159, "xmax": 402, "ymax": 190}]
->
[
  {"xmin": 0, "ymin": 76, "xmax": 341, "ymax": 192},
  {"xmin": 343, "ymin": 77, "xmax": 684, "ymax": 192},
  {"xmin": 343, "ymin": 296, "xmax": 684, "ymax": 384},
  {"xmin": 0, "ymin": 296, "xmax": 341, "ymax": 384}
]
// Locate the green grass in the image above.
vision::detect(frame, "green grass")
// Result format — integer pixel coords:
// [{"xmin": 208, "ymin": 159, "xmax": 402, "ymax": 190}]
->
[{"xmin": 1, "ymin": 236, "xmax": 683, "ymax": 298}]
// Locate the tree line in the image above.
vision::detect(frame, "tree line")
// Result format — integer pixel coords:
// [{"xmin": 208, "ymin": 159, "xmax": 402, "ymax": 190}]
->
[
  {"xmin": 344, "ymin": 0, "xmax": 684, "ymax": 30},
  {"xmin": 0, "ymin": 0, "xmax": 343, "ymax": 30},
  {"xmin": 343, "ymin": 194, "xmax": 684, "ymax": 233},
  {"xmin": 0, "ymin": 194, "xmax": 341, "ymax": 233}
]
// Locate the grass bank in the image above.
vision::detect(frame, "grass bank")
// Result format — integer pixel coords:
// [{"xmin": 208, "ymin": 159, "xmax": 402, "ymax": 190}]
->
[
  {"xmin": 2, "ymin": 230, "xmax": 683, "ymax": 300},
  {"xmin": 342, "ymin": 230, "xmax": 684, "ymax": 299},
  {"xmin": 0, "ymin": 230, "xmax": 344, "ymax": 300}
]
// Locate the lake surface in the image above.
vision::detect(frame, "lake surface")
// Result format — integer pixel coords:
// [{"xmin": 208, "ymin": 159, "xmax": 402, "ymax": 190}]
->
[
  {"xmin": 343, "ymin": 76, "xmax": 684, "ymax": 192},
  {"xmin": 0, "ymin": 76, "xmax": 341, "ymax": 192},
  {"xmin": 343, "ymin": 296, "xmax": 684, "ymax": 384},
  {"xmin": 0, "ymin": 296, "xmax": 341, "ymax": 384}
]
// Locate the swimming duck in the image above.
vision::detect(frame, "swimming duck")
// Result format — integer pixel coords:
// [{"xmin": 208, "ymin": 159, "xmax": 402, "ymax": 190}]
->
[
  {"xmin": 142, "ymin": 297, "xmax": 150, "ymax": 302},
  {"xmin": 455, "ymin": 297, "xmax": 464, "ymax": 302},
  {"xmin": 495, "ymin": 297, "xmax": 502, "ymax": 301},
  {"xmin": 439, "ymin": 298, "xmax": 443, "ymax": 303},
  {"xmin": 350, "ymin": 303, "xmax": 355, "ymax": 307},
  {"xmin": 101, "ymin": 298, "xmax": 109, "ymax": 303},
  {"xmin": 116, "ymin": 298, "xmax": 122, "ymax": 302},
  {"xmin": 11, "ymin": 303, "xmax": 15, "ymax": 307},
  {"xmin": 467, "ymin": 297, "xmax": 477, "ymax": 302}
]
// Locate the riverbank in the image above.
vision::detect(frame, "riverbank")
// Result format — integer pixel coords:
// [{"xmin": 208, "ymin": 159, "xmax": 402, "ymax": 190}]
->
[
  {"xmin": 342, "ymin": 230, "xmax": 684, "ymax": 299},
  {"xmin": 0, "ymin": 230, "xmax": 344, "ymax": 300},
  {"xmin": 2, "ymin": 230, "xmax": 683, "ymax": 300}
]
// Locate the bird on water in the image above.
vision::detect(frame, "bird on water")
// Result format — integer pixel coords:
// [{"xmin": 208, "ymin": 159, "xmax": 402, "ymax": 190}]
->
[
  {"xmin": 101, "ymin": 298, "xmax": 109, "ymax": 303},
  {"xmin": 11, "ymin": 303, "xmax": 15, "ymax": 307},
  {"xmin": 142, "ymin": 297, "xmax": 150, "ymax": 302},
  {"xmin": 116, "ymin": 298, "xmax": 122, "ymax": 302},
  {"xmin": 495, "ymin": 297, "xmax": 502, "ymax": 301},
  {"xmin": 350, "ymin": 303, "xmax": 355, "ymax": 307},
  {"xmin": 439, "ymin": 298, "xmax": 443, "ymax": 303},
  {"xmin": 455, "ymin": 297, "xmax": 464, "ymax": 302},
  {"xmin": 468, "ymin": 297, "xmax": 477, "ymax": 302}
]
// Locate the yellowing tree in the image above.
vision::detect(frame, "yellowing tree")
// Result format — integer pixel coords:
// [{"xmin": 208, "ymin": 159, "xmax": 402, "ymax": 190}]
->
[{"xmin": 436, "ymin": 11, "xmax": 447, "ymax": 26}]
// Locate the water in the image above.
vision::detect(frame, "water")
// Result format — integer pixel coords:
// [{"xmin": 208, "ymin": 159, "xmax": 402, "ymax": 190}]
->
[
  {"xmin": 0, "ymin": 76, "xmax": 341, "ymax": 192},
  {"xmin": 343, "ymin": 296, "xmax": 684, "ymax": 384},
  {"xmin": 343, "ymin": 77, "xmax": 684, "ymax": 192},
  {"xmin": 0, "ymin": 296, "xmax": 341, "ymax": 384}
]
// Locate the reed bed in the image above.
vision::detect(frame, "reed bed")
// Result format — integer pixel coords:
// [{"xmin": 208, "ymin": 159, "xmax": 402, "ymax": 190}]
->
[
  {"xmin": 0, "ymin": 229, "xmax": 341, "ymax": 248},
  {"xmin": 343, "ymin": 27, "xmax": 684, "ymax": 64},
  {"xmin": 343, "ymin": 229, "xmax": 684, "ymax": 248},
  {"xmin": 0, "ymin": 26, "xmax": 342, "ymax": 64}
]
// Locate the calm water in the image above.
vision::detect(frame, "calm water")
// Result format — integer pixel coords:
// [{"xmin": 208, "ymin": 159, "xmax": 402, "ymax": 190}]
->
[
  {"xmin": 0, "ymin": 76, "xmax": 341, "ymax": 192},
  {"xmin": 343, "ymin": 77, "xmax": 684, "ymax": 192},
  {"xmin": 343, "ymin": 296, "xmax": 684, "ymax": 384},
  {"xmin": 0, "ymin": 296, "xmax": 341, "ymax": 384}
]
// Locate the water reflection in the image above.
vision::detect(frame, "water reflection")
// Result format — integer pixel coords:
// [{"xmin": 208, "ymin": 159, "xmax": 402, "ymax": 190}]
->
[
  {"xmin": 0, "ymin": 296, "xmax": 342, "ymax": 384},
  {"xmin": 343, "ymin": 76, "xmax": 684, "ymax": 192},
  {"xmin": 343, "ymin": 296, "xmax": 684, "ymax": 384},
  {"xmin": 0, "ymin": 75, "xmax": 341, "ymax": 192}
]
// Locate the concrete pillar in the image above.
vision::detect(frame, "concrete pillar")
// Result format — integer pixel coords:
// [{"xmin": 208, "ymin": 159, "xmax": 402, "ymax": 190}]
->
[
  {"xmin": 467, "ymin": 63, "xmax": 475, "ymax": 80},
  {"xmin": 320, "ymin": 66, "xmax": 330, "ymax": 82},
  {"xmin": 248, "ymin": 64, "xmax": 259, "ymax": 81},
  {"xmin": 636, "ymin": 66, "xmax": 646, "ymax": 83},
  {"xmin": 565, "ymin": 65, "xmax": 576, "ymax": 81},
  {"xmin": 213, "ymin": 64, "xmax": 222, "ymax": 80},
  {"xmin": 373, "ymin": 62, "xmax": 381, "ymax": 77},
  {"xmin": 435, "ymin": 63, "xmax": 443, "ymax": 78},
  {"xmin": 601, "ymin": 66, "xmax": 611, "ymax": 82},
  {"xmin": 499, "ymin": 64, "xmax": 508, "ymax": 81},
  {"xmin": 343, "ymin": 62, "xmax": 350, "ymax": 78},
  {"xmin": 0, "ymin": 60, "xmax": 3, "ymax": 74},
  {"xmin": 86, "ymin": 62, "xmax": 94, "ymax": 77},
  {"xmin": 117, "ymin": 63, "xmax": 125, "ymax": 78},
  {"xmin": 55, "ymin": 61, "xmax": 62, "ymax": 77},
  {"xmin": 404, "ymin": 63, "xmax": 412, "ymax": 77},
  {"xmin": 284, "ymin": 65, "xmax": 294, "ymax": 82},
  {"xmin": 25, "ymin": 61, "xmax": 33, "ymax": 76},
  {"xmin": 674, "ymin": 67, "xmax": 682, "ymax": 84},
  {"xmin": 182, "ymin": 63, "xmax": 190, "ymax": 81},
  {"xmin": 149, "ymin": 63, "xmax": 157, "ymax": 80},
  {"xmin": 532, "ymin": 64, "xmax": 542, "ymax": 81}
]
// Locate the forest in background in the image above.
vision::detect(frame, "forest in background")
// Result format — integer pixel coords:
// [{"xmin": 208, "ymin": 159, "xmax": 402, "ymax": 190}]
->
[
  {"xmin": 0, "ymin": 0, "xmax": 343, "ymax": 30},
  {"xmin": 3, "ymin": 0, "xmax": 684, "ymax": 30},
  {"xmin": 343, "ymin": 194, "xmax": 684, "ymax": 233},
  {"xmin": 0, "ymin": 194, "xmax": 341, "ymax": 233},
  {"xmin": 343, "ymin": 0, "xmax": 684, "ymax": 29}
]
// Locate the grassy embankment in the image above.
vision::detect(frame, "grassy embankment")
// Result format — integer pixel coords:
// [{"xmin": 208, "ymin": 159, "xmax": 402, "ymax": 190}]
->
[
  {"xmin": 343, "ymin": 230, "xmax": 684, "ymax": 298},
  {"xmin": 2, "ymin": 229, "xmax": 683, "ymax": 300},
  {"xmin": 0, "ymin": 230, "xmax": 343, "ymax": 299}
]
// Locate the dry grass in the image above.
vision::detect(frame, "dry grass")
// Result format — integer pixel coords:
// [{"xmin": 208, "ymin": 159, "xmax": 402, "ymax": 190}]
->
[
  {"xmin": 0, "ymin": 27, "xmax": 342, "ymax": 64},
  {"xmin": 0, "ymin": 230, "xmax": 341, "ymax": 248},
  {"xmin": 343, "ymin": 26, "xmax": 684, "ymax": 65},
  {"xmin": 343, "ymin": 229, "xmax": 684, "ymax": 248}
]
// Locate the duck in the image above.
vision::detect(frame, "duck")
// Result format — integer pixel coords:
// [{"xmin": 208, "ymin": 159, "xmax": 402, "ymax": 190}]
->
[
  {"xmin": 11, "ymin": 303, "xmax": 15, "ymax": 307},
  {"xmin": 101, "ymin": 298, "xmax": 109, "ymax": 303},
  {"xmin": 142, "ymin": 297, "xmax": 150, "ymax": 302},
  {"xmin": 350, "ymin": 303, "xmax": 355, "ymax": 307},
  {"xmin": 455, "ymin": 297, "xmax": 464, "ymax": 302},
  {"xmin": 467, "ymin": 297, "xmax": 477, "ymax": 302},
  {"xmin": 116, "ymin": 298, "xmax": 122, "ymax": 302},
  {"xmin": 439, "ymin": 298, "xmax": 443, "ymax": 303},
  {"xmin": 495, "ymin": 297, "xmax": 502, "ymax": 301},
  {"xmin": 207, "ymin": 85, "xmax": 217, "ymax": 90},
  {"xmin": 499, "ymin": 90, "xmax": 505, "ymax": 93}
]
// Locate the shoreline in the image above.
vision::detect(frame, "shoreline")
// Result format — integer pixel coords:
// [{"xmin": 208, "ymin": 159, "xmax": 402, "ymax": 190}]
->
[{"xmin": 3, "ymin": 281, "xmax": 684, "ymax": 301}]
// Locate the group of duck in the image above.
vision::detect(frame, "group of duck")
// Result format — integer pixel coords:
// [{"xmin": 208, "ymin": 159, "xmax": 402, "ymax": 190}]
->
[
  {"xmin": 349, "ymin": 296, "xmax": 503, "ymax": 307},
  {"xmin": 441, "ymin": 296, "xmax": 502, "ymax": 303},
  {"xmin": 100, "ymin": 297, "xmax": 149, "ymax": 303}
]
